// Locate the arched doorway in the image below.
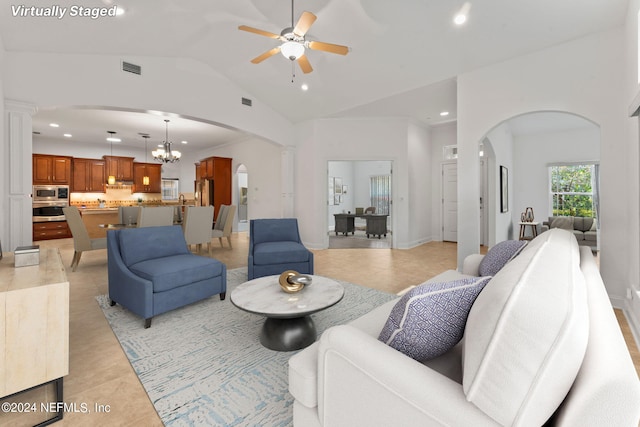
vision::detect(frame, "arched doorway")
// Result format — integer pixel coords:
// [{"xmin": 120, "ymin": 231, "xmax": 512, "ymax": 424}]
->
[
  {"xmin": 480, "ymin": 111, "xmax": 600, "ymax": 250},
  {"xmin": 236, "ymin": 164, "xmax": 249, "ymax": 232}
]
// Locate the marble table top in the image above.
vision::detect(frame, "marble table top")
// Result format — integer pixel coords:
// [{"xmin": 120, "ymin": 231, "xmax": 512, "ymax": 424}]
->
[{"xmin": 230, "ymin": 275, "xmax": 344, "ymax": 319}]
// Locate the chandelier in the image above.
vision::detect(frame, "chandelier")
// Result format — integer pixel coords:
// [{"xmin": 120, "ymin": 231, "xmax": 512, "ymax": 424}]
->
[{"xmin": 152, "ymin": 119, "xmax": 181, "ymax": 163}]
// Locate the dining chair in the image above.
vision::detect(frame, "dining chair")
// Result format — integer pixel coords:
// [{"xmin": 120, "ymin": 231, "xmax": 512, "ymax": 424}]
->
[
  {"xmin": 211, "ymin": 204, "xmax": 236, "ymax": 249},
  {"xmin": 136, "ymin": 206, "xmax": 174, "ymax": 227},
  {"xmin": 62, "ymin": 206, "xmax": 107, "ymax": 272},
  {"xmin": 182, "ymin": 205, "xmax": 215, "ymax": 255},
  {"xmin": 118, "ymin": 206, "xmax": 140, "ymax": 226}
]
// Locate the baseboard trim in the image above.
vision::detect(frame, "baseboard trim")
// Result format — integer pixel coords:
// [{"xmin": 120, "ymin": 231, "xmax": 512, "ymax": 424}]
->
[{"xmin": 622, "ymin": 299, "xmax": 640, "ymax": 351}]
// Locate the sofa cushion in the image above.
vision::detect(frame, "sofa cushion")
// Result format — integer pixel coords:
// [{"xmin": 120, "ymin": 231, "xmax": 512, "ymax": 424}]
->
[
  {"xmin": 130, "ymin": 254, "xmax": 224, "ymax": 292},
  {"xmin": 463, "ymin": 229, "xmax": 589, "ymax": 427},
  {"xmin": 252, "ymin": 241, "xmax": 310, "ymax": 265},
  {"xmin": 477, "ymin": 240, "xmax": 527, "ymax": 277},
  {"xmin": 584, "ymin": 230, "xmax": 597, "ymax": 242},
  {"xmin": 378, "ymin": 276, "xmax": 491, "ymax": 362},
  {"xmin": 251, "ymin": 218, "xmax": 301, "ymax": 245},
  {"xmin": 550, "ymin": 216, "xmax": 574, "ymax": 230},
  {"xmin": 118, "ymin": 226, "xmax": 189, "ymax": 267}
]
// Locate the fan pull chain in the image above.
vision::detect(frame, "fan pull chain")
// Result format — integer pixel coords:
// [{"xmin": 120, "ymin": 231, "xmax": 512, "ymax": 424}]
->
[{"xmin": 291, "ymin": 61, "xmax": 296, "ymax": 83}]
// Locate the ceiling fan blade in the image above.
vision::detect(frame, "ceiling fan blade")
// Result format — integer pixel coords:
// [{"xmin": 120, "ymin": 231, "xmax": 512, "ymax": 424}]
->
[
  {"xmin": 238, "ymin": 25, "xmax": 281, "ymax": 39},
  {"xmin": 251, "ymin": 47, "xmax": 281, "ymax": 64},
  {"xmin": 293, "ymin": 11, "xmax": 317, "ymax": 37},
  {"xmin": 297, "ymin": 55, "xmax": 313, "ymax": 74},
  {"xmin": 308, "ymin": 40, "xmax": 349, "ymax": 55}
]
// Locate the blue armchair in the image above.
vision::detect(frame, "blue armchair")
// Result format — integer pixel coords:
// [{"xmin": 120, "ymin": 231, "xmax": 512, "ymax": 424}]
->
[
  {"xmin": 248, "ymin": 218, "xmax": 314, "ymax": 280},
  {"xmin": 107, "ymin": 225, "xmax": 226, "ymax": 328}
]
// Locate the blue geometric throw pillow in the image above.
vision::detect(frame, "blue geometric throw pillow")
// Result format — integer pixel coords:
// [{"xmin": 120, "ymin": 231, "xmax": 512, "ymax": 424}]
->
[
  {"xmin": 378, "ymin": 276, "xmax": 492, "ymax": 361},
  {"xmin": 477, "ymin": 240, "xmax": 528, "ymax": 277}
]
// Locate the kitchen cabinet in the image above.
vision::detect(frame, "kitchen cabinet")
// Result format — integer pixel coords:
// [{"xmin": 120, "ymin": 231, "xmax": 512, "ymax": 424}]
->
[
  {"xmin": 194, "ymin": 156, "xmax": 232, "ymax": 216},
  {"xmin": 103, "ymin": 155, "xmax": 134, "ymax": 182},
  {"xmin": 33, "ymin": 154, "xmax": 72, "ymax": 185},
  {"xmin": 33, "ymin": 221, "xmax": 71, "ymax": 240},
  {"xmin": 133, "ymin": 162, "xmax": 162, "ymax": 193},
  {"xmin": 72, "ymin": 158, "xmax": 105, "ymax": 192}
]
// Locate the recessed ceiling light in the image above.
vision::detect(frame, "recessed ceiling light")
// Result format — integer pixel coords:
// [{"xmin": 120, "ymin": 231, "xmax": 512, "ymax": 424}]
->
[
  {"xmin": 181, "ymin": 140, "xmax": 188, "ymax": 144},
  {"xmin": 454, "ymin": 2, "xmax": 471, "ymax": 26},
  {"xmin": 64, "ymin": 133, "xmax": 72, "ymax": 138},
  {"xmin": 49, "ymin": 123, "xmax": 60, "ymax": 128},
  {"xmin": 157, "ymin": 144, "xmax": 164, "ymax": 148},
  {"xmin": 440, "ymin": 111, "xmax": 450, "ymax": 117},
  {"xmin": 115, "ymin": 7, "xmax": 125, "ymax": 16},
  {"xmin": 301, "ymin": 83, "xmax": 309, "ymax": 91}
]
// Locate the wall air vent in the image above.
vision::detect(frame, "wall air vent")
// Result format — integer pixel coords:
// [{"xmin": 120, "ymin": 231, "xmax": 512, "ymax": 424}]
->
[
  {"xmin": 241, "ymin": 97, "xmax": 252, "ymax": 107},
  {"xmin": 122, "ymin": 61, "xmax": 142, "ymax": 75}
]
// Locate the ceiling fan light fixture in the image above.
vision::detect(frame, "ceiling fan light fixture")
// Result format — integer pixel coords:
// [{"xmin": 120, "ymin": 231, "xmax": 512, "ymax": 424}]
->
[{"xmin": 281, "ymin": 41, "xmax": 305, "ymax": 60}]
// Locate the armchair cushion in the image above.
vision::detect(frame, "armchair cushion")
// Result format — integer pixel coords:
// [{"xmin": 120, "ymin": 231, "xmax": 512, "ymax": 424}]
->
[
  {"xmin": 378, "ymin": 276, "xmax": 491, "ymax": 361},
  {"xmin": 478, "ymin": 240, "xmax": 527, "ymax": 277},
  {"xmin": 118, "ymin": 225, "xmax": 189, "ymax": 267},
  {"xmin": 130, "ymin": 254, "xmax": 225, "ymax": 293},
  {"xmin": 252, "ymin": 241, "xmax": 311, "ymax": 265}
]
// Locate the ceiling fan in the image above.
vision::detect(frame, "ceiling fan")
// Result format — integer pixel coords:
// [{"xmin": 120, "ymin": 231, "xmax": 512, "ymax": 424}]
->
[{"xmin": 238, "ymin": 0, "xmax": 349, "ymax": 74}]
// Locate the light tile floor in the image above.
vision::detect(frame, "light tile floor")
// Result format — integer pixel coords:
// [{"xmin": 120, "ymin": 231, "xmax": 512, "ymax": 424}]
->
[{"xmin": 1, "ymin": 233, "xmax": 637, "ymax": 426}]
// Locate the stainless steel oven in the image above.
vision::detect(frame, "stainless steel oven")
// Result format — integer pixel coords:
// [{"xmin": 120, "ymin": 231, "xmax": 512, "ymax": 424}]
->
[
  {"xmin": 32, "ymin": 201, "xmax": 68, "ymax": 222},
  {"xmin": 33, "ymin": 185, "xmax": 69, "ymax": 203}
]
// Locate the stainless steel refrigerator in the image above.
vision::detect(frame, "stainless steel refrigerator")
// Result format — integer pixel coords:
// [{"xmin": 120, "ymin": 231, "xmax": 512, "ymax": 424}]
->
[{"xmin": 194, "ymin": 179, "xmax": 214, "ymax": 207}]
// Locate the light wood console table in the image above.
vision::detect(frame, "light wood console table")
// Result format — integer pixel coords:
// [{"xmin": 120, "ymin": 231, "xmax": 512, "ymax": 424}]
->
[{"xmin": 0, "ymin": 248, "xmax": 69, "ymax": 426}]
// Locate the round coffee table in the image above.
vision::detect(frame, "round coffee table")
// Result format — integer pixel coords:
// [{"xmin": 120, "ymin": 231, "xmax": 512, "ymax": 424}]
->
[{"xmin": 230, "ymin": 275, "xmax": 344, "ymax": 351}]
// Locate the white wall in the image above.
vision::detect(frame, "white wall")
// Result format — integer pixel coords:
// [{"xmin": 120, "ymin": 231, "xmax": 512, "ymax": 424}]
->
[
  {"xmin": 429, "ymin": 122, "xmax": 457, "ymax": 241},
  {"xmin": 294, "ymin": 117, "xmax": 424, "ymax": 249},
  {"xmin": 194, "ymin": 137, "xmax": 283, "ymax": 223},
  {"xmin": 512, "ymin": 125, "xmax": 600, "ymax": 227},
  {"xmin": 327, "ymin": 161, "xmax": 355, "ymax": 230},
  {"xmin": 0, "ymin": 34, "xmax": 6, "ymax": 250},
  {"xmin": 485, "ymin": 123, "xmax": 515, "ymax": 242},
  {"xmin": 3, "ymin": 52, "xmax": 293, "ymax": 146},
  {"xmin": 457, "ymin": 28, "xmax": 628, "ymax": 303},
  {"xmin": 623, "ymin": 0, "xmax": 640, "ymax": 333},
  {"xmin": 408, "ymin": 122, "xmax": 433, "ymax": 246}
]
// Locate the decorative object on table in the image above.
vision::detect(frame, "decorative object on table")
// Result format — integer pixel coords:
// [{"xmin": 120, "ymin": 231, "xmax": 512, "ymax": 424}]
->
[
  {"xmin": 524, "ymin": 207, "xmax": 535, "ymax": 222},
  {"xmin": 278, "ymin": 270, "xmax": 312, "ymax": 293},
  {"xmin": 98, "ymin": 198, "xmax": 106, "ymax": 208},
  {"xmin": 500, "ymin": 165, "xmax": 509, "ymax": 213},
  {"xmin": 14, "ymin": 245, "xmax": 40, "ymax": 267}
]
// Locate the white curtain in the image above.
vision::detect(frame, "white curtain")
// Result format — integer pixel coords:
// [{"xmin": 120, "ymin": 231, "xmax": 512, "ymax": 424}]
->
[{"xmin": 370, "ymin": 175, "xmax": 391, "ymax": 215}]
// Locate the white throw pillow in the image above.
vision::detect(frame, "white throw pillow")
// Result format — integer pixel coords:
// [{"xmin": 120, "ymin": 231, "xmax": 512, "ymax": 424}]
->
[{"xmin": 463, "ymin": 229, "xmax": 588, "ymax": 426}]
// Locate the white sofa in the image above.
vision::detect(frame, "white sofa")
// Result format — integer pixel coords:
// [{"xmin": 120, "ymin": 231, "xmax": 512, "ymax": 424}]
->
[{"xmin": 289, "ymin": 229, "xmax": 640, "ymax": 426}]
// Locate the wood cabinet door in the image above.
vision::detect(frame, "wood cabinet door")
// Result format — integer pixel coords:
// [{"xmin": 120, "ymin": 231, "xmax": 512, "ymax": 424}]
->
[
  {"xmin": 132, "ymin": 163, "xmax": 146, "ymax": 192},
  {"xmin": 33, "ymin": 155, "xmax": 52, "ymax": 184},
  {"xmin": 147, "ymin": 164, "xmax": 162, "ymax": 193},
  {"xmin": 206, "ymin": 158, "xmax": 214, "ymax": 179},
  {"xmin": 213, "ymin": 157, "xmax": 232, "ymax": 214},
  {"xmin": 51, "ymin": 157, "xmax": 71, "ymax": 184},
  {"xmin": 72, "ymin": 159, "xmax": 89, "ymax": 191},
  {"xmin": 119, "ymin": 157, "xmax": 134, "ymax": 181},
  {"xmin": 89, "ymin": 160, "xmax": 105, "ymax": 192}
]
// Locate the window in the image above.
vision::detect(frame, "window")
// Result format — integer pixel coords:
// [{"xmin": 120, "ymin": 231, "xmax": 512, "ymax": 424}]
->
[
  {"xmin": 370, "ymin": 175, "xmax": 391, "ymax": 215},
  {"xmin": 549, "ymin": 164, "xmax": 598, "ymax": 218}
]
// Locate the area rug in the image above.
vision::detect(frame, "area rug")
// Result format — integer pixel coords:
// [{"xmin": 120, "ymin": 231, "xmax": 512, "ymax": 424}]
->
[{"xmin": 96, "ymin": 268, "xmax": 397, "ymax": 426}]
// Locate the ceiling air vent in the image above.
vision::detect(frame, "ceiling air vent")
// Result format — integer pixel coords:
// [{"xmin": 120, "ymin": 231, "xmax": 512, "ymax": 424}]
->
[
  {"xmin": 241, "ymin": 97, "xmax": 252, "ymax": 107},
  {"xmin": 122, "ymin": 61, "xmax": 142, "ymax": 75}
]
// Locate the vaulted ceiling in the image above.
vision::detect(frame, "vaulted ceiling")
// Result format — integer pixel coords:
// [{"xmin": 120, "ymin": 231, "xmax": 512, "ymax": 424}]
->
[{"xmin": 0, "ymin": 0, "xmax": 629, "ymax": 149}]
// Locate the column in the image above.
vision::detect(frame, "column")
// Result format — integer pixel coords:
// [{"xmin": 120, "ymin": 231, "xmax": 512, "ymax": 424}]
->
[{"xmin": 281, "ymin": 145, "xmax": 295, "ymax": 217}]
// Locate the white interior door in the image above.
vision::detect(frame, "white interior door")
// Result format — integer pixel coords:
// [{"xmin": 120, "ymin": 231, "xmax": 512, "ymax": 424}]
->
[
  {"xmin": 442, "ymin": 162, "xmax": 457, "ymax": 242},
  {"xmin": 480, "ymin": 159, "xmax": 488, "ymax": 246}
]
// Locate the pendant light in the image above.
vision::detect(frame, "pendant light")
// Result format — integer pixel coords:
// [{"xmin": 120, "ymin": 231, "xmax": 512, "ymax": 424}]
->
[
  {"xmin": 142, "ymin": 134, "xmax": 150, "ymax": 186},
  {"xmin": 107, "ymin": 131, "xmax": 117, "ymax": 185}
]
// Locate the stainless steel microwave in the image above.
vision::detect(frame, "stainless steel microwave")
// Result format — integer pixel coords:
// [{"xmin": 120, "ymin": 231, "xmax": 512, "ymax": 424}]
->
[{"xmin": 33, "ymin": 185, "xmax": 70, "ymax": 202}]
